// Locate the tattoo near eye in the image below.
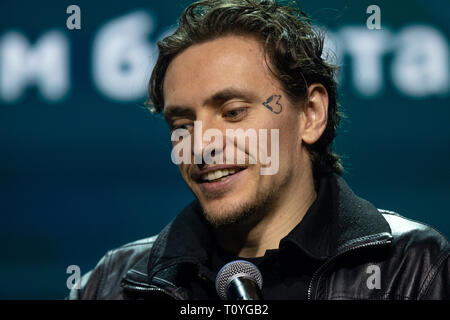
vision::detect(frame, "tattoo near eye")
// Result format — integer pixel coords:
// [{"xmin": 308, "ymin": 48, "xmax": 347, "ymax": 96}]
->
[{"xmin": 262, "ymin": 95, "xmax": 282, "ymax": 114}]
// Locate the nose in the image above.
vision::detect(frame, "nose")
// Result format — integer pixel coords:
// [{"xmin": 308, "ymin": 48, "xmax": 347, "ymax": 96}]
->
[{"xmin": 191, "ymin": 116, "xmax": 226, "ymax": 167}]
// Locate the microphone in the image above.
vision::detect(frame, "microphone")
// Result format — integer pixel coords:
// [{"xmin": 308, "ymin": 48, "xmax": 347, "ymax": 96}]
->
[{"xmin": 215, "ymin": 260, "xmax": 263, "ymax": 300}]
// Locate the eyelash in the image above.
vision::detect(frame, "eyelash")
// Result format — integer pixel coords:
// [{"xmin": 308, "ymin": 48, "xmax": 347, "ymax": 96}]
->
[
  {"xmin": 171, "ymin": 123, "xmax": 193, "ymax": 131},
  {"xmin": 223, "ymin": 107, "xmax": 248, "ymax": 120}
]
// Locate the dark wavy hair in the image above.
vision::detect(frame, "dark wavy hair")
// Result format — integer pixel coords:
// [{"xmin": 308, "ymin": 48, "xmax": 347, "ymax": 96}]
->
[{"xmin": 146, "ymin": 0, "xmax": 343, "ymax": 177}]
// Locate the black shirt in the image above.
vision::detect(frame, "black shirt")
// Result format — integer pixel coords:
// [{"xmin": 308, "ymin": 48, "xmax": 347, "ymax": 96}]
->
[{"xmin": 209, "ymin": 243, "xmax": 322, "ymax": 299}]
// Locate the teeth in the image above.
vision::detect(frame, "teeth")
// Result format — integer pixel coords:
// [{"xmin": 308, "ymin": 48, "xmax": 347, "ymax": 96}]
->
[
  {"xmin": 207, "ymin": 172, "xmax": 216, "ymax": 181},
  {"xmin": 214, "ymin": 170, "xmax": 222, "ymax": 180},
  {"xmin": 201, "ymin": 168, "xmax": 238, "ymax": 182}
]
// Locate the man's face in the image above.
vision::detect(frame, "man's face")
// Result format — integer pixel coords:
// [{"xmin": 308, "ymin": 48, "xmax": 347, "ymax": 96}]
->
[{"xmin": 163, "ymin": 35, "xmax": 309, "ymax": 227}]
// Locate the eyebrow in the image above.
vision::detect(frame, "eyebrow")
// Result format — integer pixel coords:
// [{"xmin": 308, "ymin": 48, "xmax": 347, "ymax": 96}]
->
[
  {"xmin": 164, "ymin": 87, "xmax": 258, "ymax": 121},
  {"xmin": 204, "ymin": 87, "xmax": 258, "ymax": 106}
]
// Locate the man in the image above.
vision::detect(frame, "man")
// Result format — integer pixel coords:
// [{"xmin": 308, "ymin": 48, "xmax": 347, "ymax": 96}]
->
[{"xmin": 69, "ymin": 0, "xmax": 449, "ymax": 300}]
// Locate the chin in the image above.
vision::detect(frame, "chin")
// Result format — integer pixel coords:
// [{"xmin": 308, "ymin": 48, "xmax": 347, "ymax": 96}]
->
[
  {"xmin": 199, "ymin": 196, "xmax": 252, "ymax": 227},
  {"xmin": 202, "ymin": 199, "xmax": 238, "ymax": 219},
  {"xmin": 200, "ymin": 188, "xmax": 276, "ymax": 228}
]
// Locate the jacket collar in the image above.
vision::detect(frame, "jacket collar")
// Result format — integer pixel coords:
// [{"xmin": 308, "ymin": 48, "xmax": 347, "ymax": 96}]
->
[
  {"xmin": 280, "ymin": 173, "xmax": 393, "ymax": 260},
  {"xmin": 122, "ymin": 174, "xmax": 393, "ymax": 291}
]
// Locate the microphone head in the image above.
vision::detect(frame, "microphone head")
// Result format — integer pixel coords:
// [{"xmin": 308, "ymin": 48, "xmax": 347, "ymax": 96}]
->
[{"xmin": 215, "ymin": 260, "xmax": 263, "ymax": 300}]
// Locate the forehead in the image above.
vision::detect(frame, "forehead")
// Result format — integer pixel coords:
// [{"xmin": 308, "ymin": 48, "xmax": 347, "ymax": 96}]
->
[{"xmin": 163, "ymin": 35, "xmax": 277, "ymax": 108}]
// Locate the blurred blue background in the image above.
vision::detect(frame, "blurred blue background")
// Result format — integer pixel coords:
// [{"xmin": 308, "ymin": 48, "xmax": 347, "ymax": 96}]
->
[{"xmin": 0, "ymin": 0, "xmax": 448, "ymax": 299}]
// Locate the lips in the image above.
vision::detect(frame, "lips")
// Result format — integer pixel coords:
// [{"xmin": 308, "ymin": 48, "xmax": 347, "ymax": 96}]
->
[
  {"xmin": 191, "ymin": 164, "xmax": 247, "ymax": 194},
  {"xmin": 192, "ymin": 164, "xmax": 247, "ymax": 183}
]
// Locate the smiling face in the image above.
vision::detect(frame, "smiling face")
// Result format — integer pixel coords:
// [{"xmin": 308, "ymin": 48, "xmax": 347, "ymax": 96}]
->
[{"xmin": 163, "ymin": 35, "xmax": 311, "ymax": 227}]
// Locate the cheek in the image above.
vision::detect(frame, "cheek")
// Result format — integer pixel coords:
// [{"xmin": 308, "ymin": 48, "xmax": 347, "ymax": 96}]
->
[
  {"xmin": 242, "ymin": 114, "xmax": 292, "ymax": 175},
  {"xmin": 273, "ymin": 115, "xmax": 301, "ymax": 163},
  {"xmin": 179, "ymin": 164, "xmax": 191, "ymax": 181}
]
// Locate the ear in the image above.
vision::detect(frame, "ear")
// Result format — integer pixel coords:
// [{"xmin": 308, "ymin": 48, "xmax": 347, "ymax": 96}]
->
[{"xmin": 300, "ymin": 83, "xmax": 329, "ymax": 145}]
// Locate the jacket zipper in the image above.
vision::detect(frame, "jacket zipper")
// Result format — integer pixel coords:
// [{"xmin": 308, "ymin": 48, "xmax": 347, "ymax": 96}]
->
[{"xmin": 307, "ymin": 238, "xmax": 392, "ymax": 300}]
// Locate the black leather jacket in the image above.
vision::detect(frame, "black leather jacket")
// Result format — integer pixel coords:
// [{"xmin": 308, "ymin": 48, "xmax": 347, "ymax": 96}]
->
[{"xmin": 68, "ymin": 175, "xmax": 449, "ymax": 300}]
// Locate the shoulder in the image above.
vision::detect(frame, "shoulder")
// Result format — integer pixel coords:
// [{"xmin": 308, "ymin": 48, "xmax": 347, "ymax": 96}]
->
[
  {"xmin": 378, "ymin": 209, "xmax": 449, "ymax": 299},
  {"xmin": 109, "ymin": 236, "xmax": 159, "ymax": 257},
  {"xmin": 67, "ymin": 235, "xmax": 158, "ymax": 300},
  {"xmin": 379, "ymin": 209, "xmax": 449, "ymax": 252}
]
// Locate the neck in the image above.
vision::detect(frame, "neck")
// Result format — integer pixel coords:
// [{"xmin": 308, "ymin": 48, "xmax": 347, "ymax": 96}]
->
[{"xmin": 214, "ymin": 166, "xmax": 317, "ymax": 258}]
